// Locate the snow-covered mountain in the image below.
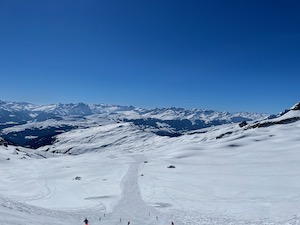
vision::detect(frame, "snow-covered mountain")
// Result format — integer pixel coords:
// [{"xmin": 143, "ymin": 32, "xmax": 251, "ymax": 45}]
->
[
  {"xmin": 36, "ymin": 101, "xmax": 300, "ymax": 155},
  {"xmin": 0, "ymin": 100, "xmax": 267, "ymax": 122},
  {"xmin": 246, "ymin": 102, "xmax": 300, "ymax": 129},
  {"xmin": 1, "ymin": 101, "xmax": 300, "ymax": 225},
  {"xmin": 0, "ymin": 100, "xmax": 268, "ymax": 148}
]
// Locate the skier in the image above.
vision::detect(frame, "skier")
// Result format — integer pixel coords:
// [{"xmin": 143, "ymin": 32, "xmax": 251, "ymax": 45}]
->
[
  {"xmin": 127, "ymin": 221, "xmax": 130, "ymax": 225},
  {"xmin": 171, "ymin": 222, "xmax": 174, "ymax": 225},
  {"xmin": 84, "ymin": 218, "xmax": 89, "ymax": 225}
]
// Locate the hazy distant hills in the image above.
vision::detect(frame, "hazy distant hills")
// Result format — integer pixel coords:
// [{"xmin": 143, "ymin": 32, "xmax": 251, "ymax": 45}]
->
[{"xmin": 0, "ymin": 100, "xmax": 269, "ymax": 148}]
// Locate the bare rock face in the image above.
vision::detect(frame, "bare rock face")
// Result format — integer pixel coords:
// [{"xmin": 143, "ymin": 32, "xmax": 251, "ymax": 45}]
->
[
  {"xmin": 0, "ymin": 138, "xmax": 8, "ymax": 147},
  {"xmin": 290, "ymin": 102, "xmax": 300, "ymax": 111},
  {"xmin": 239, "ymin": 121, "xmax": 248, "ymax": 127}
]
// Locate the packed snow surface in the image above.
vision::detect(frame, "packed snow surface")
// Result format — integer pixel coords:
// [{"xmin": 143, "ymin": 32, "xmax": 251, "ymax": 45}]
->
[{"xmin": 1, "ymin": 117, "xmax": 300, "ymax": 224}]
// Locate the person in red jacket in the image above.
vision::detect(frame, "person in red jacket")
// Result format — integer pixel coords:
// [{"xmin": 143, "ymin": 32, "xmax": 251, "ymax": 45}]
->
[{"xmin": 84, "ymin": 218, "xmax": 89, "ymax": 225}]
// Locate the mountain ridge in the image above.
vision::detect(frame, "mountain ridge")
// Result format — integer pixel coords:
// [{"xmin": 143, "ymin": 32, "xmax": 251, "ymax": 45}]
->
[
  {"xmin": 4, "ymin": 99, "xmax": 296, "ymax": 150},
  {"xmin": 0, "ymin": 99, "xmax": 268, "ymax": 121}
]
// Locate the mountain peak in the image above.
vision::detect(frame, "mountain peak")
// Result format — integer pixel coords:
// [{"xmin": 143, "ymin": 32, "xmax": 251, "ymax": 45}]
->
[{"xmin": 290, "ymin": 102, "xmax": 300, "ymax": 111}]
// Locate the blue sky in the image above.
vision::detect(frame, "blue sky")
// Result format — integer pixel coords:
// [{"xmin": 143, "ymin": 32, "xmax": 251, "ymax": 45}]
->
[{"xmin": 0, "ymin": 0, "xmax": 299, "ymax": 113}]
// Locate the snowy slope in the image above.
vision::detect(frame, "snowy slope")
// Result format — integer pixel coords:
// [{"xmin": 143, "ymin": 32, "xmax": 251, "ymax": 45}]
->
[
  {"xmin": 1, "ymin": 102, "xmax": 300, "ymax": 225},
  {"xmin": 45, "ymin": 123, "xmax": 169, "ymax": 155},
  {"xmin": 1, "ymin": 100, "xmax": 269, "ymax": 149},
  {"xmin": 140, "ymin": 120, "xmax": 300, "ymax": 223}
]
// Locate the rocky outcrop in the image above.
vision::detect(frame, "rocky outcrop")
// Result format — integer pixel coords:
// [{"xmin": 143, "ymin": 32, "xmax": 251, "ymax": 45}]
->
[
  {"xmin": 247, "ymin": 117, "xmax": 300, "ymax": 129},
  {"xmin": 291, "ymin": 102, "xmax": 300, "ymax": 110},
  {"xmin": 239, "ymin": 121, "xmax": 248, "ymax": 127},
  {"xmin": 0, "ymin": 137, "xmax": 8, "ymax": 147}
]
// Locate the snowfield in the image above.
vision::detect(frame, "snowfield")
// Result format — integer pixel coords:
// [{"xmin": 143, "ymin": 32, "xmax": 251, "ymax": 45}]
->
[{"xmin": 1, "ymin": 108, "xmax": 300, "ymax": 225}]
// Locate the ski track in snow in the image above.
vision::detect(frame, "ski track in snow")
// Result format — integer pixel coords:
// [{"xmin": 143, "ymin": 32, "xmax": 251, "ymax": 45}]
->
[
  {"xmin": 1, "ymin": 152, "xmax": 300, "ymax": 224},
  {"xmin": 102, "ymin": 154, "xmax": 183, "ymax": 225},
  {"xmin": 0, "ymin": 154, "xmax": 181, "ymax": 225}
]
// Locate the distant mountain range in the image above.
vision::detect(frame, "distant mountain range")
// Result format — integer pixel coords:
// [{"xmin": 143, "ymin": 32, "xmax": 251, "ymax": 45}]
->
[
  {"xmin": 0, "ymin": 100, "xmax": 267, "ymax": 124},
  {"xmin": 0, "ymin": 100, "xmax": 270, "ymax": 149}
]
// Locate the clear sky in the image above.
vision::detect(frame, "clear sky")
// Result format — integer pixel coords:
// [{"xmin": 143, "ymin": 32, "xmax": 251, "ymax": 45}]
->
[{"xmin": 0, "ymin": 0, "xmax": 299, "ymax": 113}]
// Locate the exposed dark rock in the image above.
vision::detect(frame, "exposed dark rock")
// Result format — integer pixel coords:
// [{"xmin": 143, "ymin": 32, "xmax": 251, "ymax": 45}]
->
[
  {"xmin": 186, "ymin": 130, "xmax": 207, "ymax": 135},
  {"xmin": 267, "ymin": 114, "xmax": 277, "ymax": 119},
  {"xmin": 216, "ymin": 131, "xmax": 233, "ymax": 139},
  {"xmin": 239, "ymin": 121, "xmax": 248, "ymax": 127},
  {"xmin": 291, "ymin": 102, "xmax": 300, "ymax": 110},
  {"xmin": 278, "ymin": 109, "xmax": 290, "ymax": 117},
  {"xmin": 247, "ymin": 117, "xmax": 300, "ymax": 129},
  {"xmin": 0, "ymin": 138, "xmax": 8, "ymax": 147}
]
